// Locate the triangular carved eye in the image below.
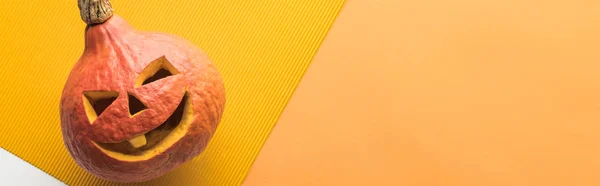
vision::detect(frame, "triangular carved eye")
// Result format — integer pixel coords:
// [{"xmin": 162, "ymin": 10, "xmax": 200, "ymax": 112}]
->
[
  {"xmin": 135, "ymin": 56, "xmax": 179, "ymax": 87},
  {"xmin": 82, "ymin": 91, "xmax": 118, "ymax": 124}
]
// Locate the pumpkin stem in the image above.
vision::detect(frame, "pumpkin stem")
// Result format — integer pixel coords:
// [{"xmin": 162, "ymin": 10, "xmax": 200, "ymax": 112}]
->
[{"xmin": 78, "ymin": 0, "xmax": 114, "ymax": 25}]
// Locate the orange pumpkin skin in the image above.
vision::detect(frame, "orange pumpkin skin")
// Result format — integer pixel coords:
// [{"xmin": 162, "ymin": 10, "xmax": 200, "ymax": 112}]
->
[{"xmin": 60, "ymin": 14, "xmax": 225, "ymax": 183}]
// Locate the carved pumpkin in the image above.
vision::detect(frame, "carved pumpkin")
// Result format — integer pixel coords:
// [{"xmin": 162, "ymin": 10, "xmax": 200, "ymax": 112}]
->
[{"xmin": 60, "ymin": 0, "xmax": 225, "ymax": 183}]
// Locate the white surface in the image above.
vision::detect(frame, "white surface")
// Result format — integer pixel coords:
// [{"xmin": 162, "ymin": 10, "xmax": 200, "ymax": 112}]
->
[{"xmin": 0, "ymin": 147, "xmax": 66, "ymax": 186}]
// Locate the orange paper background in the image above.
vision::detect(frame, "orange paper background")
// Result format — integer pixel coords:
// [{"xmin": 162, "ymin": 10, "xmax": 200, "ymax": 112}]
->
[{"xmin": 245, "ymin": 0, "xmax": 600, "ymax": 185}]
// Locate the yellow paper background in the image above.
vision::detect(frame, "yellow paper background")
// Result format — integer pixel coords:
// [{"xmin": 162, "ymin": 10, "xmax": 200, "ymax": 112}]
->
[{"xmin": 0, "ymin": 0, "xmax": 344, "ymax": 185}]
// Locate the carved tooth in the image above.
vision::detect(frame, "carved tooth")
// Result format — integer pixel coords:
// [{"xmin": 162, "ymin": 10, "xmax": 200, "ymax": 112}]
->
[{"xmin": 128, "ymin": 134, "xmax": 147, "ymax": 148}]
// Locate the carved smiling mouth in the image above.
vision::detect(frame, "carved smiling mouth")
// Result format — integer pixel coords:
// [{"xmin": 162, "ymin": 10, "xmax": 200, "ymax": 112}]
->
[{"xmin": 96, "ymin": 93, "xmax": 189, "ymax": 156}]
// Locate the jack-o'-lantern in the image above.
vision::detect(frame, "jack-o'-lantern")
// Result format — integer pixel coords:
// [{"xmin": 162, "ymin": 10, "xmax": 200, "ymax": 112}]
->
[{"xmin": 60, "ymin": 0, "xmax": 226, "ymax": 183}]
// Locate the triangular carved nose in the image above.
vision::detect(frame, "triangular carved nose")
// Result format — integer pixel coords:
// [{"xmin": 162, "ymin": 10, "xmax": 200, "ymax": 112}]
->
[{"xmin": 128, "ymin": 93, "xmax": 147, "ymax": 116}]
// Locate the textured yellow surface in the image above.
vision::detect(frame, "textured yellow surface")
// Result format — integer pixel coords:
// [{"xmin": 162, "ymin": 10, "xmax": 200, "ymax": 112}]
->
[{"xmin": 0, "ymin": 0, "xmax": 344, "ymax": 185}]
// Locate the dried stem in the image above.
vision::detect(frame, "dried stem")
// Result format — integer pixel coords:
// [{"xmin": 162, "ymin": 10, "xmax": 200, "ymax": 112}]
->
[{"xmin": 78, "ymin": 0, "xmax": 114, "ymax": 25}]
